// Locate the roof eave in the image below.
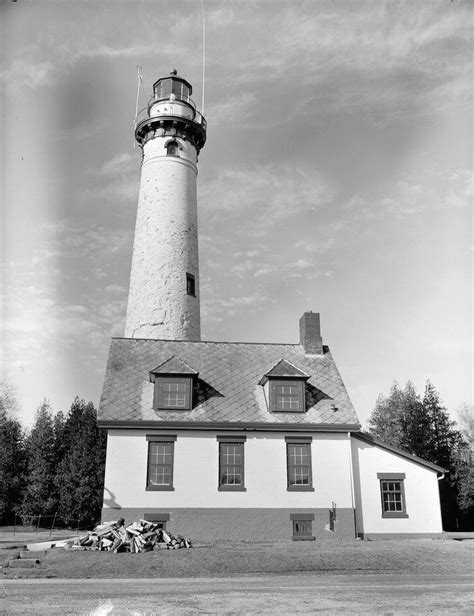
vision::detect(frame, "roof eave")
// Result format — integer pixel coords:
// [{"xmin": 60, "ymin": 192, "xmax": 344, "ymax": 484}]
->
[
  {"xmin": 98, "ymin": 420, "xmax": 361, "ymax": 432},
  {"xmin": 351, "ymin": 432, "xmax": 447, "ymax": 474}
]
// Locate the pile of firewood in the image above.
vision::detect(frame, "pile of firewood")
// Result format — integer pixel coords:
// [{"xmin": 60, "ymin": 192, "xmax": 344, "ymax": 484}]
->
[{"xmin": 71, "ymin": 518, "xmax": 192, "ymax": 553}]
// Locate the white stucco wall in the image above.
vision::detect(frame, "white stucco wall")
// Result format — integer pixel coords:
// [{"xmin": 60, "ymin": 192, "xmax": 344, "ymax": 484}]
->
[
  {"xmin": 103, "ymin": 430, "xmax": 355, "ymax": 510},
  {"xmin": 351, "ymin": 437, "xmax": 443, "ymax": 535},
  {"xmin": 124, "ymin": 135, "xmax": 201, "ymax": 341}
]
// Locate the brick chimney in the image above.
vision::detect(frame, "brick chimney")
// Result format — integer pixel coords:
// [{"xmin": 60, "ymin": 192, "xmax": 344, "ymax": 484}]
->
[{"xmin": 299, "ymin": 311, "xmax": 323, "ymax": 355}]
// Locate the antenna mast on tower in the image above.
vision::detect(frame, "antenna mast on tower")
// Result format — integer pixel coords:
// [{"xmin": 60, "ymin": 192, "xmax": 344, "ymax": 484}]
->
[{"xmin": 200, "ymin": 0, "xmax": 206, "ymax": 115}]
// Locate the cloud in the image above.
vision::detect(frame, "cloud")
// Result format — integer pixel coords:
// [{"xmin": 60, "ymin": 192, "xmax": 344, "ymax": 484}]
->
[
  {"xmin": 200, "ymin": 164, "xmax": 332, "ymax": 234},
  {"xmin": 344, "ymin": 166, "xmax": 473, "ymax": 223},
  {"xmin": 95, "ymin": 152, "xmax": 137, "ymax": 177},
  {"xmin": 201, "ymin": 290, "xmax": 277, "ymax": 321}
]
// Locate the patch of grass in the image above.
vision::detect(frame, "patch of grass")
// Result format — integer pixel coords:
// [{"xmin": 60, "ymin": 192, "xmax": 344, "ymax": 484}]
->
[{"xmin": 2, "ymin": 539, "xmax": 473, "ymax": 579}]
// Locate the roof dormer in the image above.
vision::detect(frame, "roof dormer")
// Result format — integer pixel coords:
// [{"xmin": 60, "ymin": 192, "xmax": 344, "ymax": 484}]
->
[
  {"xmin": 149, "ymin": 356, "xmax": 199, "ymax": 411},
  {"xmin": 260, "ymin": 359, "xmax": 309, "ymax": 413}
]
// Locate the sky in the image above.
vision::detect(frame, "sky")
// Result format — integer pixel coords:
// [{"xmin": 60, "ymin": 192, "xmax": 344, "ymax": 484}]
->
[{"xmin": 1, "ymin": 0, "xmax": 472, "ymax": 428}]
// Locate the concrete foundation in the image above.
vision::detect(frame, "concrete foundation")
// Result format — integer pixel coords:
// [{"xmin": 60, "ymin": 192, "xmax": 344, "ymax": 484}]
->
[{"xmin": 101, "ymin": 507, "xmax": 356, "ymax": 542}]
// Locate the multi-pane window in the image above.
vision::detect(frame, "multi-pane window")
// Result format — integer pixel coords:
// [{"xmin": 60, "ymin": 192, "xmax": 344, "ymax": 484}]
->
[
  {"xmin": 154, "ymin": 377, "xmax": 192, "ymax": 410},
  {"xmin": 381, "ymin": 481, "xmax": 403, "ymax": 511},
  {"xmin": 217, "ymin": 436, "xmax": 246, "ymax": 491},
  {"xmin": 146, "ymin": 436, "xmax": 176, "ymax": 491},
  {"xmin": 377, "ymin": 473, "xmax": 408, "ymax": 518},
  {"xmin": 162, "ymin": 381, "xmax": 187, "ymax": 407},
  {"xmin": 276, "ymin": 384, "xmax": 301, "ymax": 410},
  {"xmin": 286, "ymin": 438, "xmax": 314, "ymax": 491},
  {"xmin": 269, "ymin": 380, "xmax": 305, "ymax": 412}
]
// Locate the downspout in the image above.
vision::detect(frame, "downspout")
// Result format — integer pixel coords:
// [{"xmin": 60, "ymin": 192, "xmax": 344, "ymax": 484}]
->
[{"xmin": 347, "ymin": 431, "xmax": 357, "ymax": 539}]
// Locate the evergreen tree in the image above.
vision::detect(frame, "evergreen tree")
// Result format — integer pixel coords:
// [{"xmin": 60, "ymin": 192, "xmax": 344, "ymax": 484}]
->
[
  {"xmin": 56, "ymin": 397, "xmax": 107, "ymax": 526},
  {"xmin": 368, "ymin": 381, "xmax": 430, "ymax": 456},
  {"xmin": 368, "ymin": 382, "xmax": 406, "ymax": 448},
  {"xmin": 21, "ymin": 400, "xmax": 58, "ymax": 521},
  {"xmin": 453, "ymin": 404, "xmax": 474, "ymax": 526},
  {"xmin": 0, "ymin": 385, "xmax": 26, "ymax": 523}
]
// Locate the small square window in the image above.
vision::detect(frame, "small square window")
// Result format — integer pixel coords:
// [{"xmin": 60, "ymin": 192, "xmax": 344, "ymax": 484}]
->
[
  {"xmin": 290, "ymin": 514, "xmax": 315, "ymax": 541},
  {"xmin": 154, "ymin": 377, "xmax": 192, "ymax": 410},
  {"xmin": 186, "ymin": 273, "xmax": 196, "ymax": 296},
  {"xmin": 378, "ymin": 473, "xmax": 408, "ymax": 518},
  {"xmin": 269, "ymin": 380, "xmax": 305, "ymax": 412}
]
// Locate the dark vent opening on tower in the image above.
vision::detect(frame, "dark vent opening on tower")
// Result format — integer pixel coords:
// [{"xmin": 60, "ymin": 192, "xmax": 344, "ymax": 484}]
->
[
  {"xmin": 166, "ymin": 141, "xmax": 180, "ymax": 157},
  {"xmin": 186, "ymin": 273, "xmax": 196, "ymax": 297}
]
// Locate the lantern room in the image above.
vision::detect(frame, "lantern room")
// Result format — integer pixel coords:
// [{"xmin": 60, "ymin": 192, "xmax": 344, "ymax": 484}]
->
[{"xmin": 153, "ymin": 69, "xmax": 193, "ymax": 105}]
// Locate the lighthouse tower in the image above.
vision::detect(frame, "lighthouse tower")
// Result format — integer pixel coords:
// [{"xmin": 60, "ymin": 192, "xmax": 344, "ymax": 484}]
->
[{"xmin": 124, "ymin": 70, "xmax": 207, "ymax": 340}]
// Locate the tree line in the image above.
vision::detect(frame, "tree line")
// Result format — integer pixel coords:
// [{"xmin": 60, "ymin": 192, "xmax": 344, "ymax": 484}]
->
[
  {"xmin": 0, "ymin": 388, "xmax": 106, "ymax": 527},
  {"xmin": 367, "ymin": 380, "xmax": 473, "ymax": 531}
]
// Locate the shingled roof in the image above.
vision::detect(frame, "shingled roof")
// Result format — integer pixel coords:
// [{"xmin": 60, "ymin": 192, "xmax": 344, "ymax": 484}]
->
[{"xmin": 98, "ymin": 338, "xmax": 360, "ymax": 429}]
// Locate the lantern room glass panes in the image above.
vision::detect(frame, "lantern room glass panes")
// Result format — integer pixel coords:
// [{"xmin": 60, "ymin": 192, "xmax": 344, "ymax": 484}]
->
[{"xmin": 154, "ymin": 78, "xmax": 191, "ymax": 102}]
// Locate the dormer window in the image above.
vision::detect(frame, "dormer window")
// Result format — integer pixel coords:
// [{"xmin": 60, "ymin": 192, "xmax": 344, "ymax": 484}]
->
[
  {"xmin": 270, "ymin": 380, "xmax": 305, "ymax": 412},
  {"xmin": 260, "ymin": 359, "xmax": 309, "ymax": 414},
  {"xmin": 155, "ymin": 377, "xmax": 191, "ymax": 410},
  {"xmin": 149, "ymin": 356, "xmax": 198, "ymax": 411}
]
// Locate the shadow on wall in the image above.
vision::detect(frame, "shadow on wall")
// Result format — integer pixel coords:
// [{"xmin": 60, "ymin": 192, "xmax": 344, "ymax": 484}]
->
[{"xmin": 103, "ymin": 488, "xmax": 121, "ymax": 510}]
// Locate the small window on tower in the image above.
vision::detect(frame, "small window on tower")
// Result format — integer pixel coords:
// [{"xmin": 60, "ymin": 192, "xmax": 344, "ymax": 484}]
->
[
  {"xmin": 186, "ymin": 273, "xmax": 196, "ymax": 296},
  {"xmin": 166, "ymin": 140, "xmax": 180, "ymax": 157}
]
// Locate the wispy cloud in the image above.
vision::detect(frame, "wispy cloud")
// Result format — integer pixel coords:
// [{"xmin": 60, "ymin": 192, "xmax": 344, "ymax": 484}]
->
[{"xmin": 200, "ymin": 164, "xmax": 333, "ymax": 234}]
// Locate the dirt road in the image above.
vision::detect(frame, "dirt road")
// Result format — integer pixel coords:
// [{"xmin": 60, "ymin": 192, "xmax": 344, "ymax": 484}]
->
[{"xmin": 2, "ymin": 572, "xmax": 473, "ymax": 614}]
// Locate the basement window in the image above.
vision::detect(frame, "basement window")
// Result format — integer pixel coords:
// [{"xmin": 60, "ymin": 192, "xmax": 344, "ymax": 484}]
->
[
  {"xmin": 377, "ymin": 473, "xmax": 408, "ymax": 518},
  {"xmin": 186, "ymin": 273, "xmax": 196, "ymax": 296},
  {"xmin": 290, "ymin": 513, "xmax": 315, "ymax": 541},
  {"xmin": 143, "ymin": 513, "xmax": 170, "ymax": 530}
]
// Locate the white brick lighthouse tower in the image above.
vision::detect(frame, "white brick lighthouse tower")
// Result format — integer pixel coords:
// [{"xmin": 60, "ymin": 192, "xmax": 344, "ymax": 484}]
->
[{"xmin": 124, "ymin": 70, "xmax": 207, "ymax": 340}]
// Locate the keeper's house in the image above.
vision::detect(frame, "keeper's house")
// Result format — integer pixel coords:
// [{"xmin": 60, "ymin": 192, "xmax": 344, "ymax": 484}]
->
[
  {"xmin": 97, "ymin": 69, "xmax": 444, "ymax": 541},
  {"xmin": 97, "ymin": 311, "xmax": 445, "ymax": 542}
]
